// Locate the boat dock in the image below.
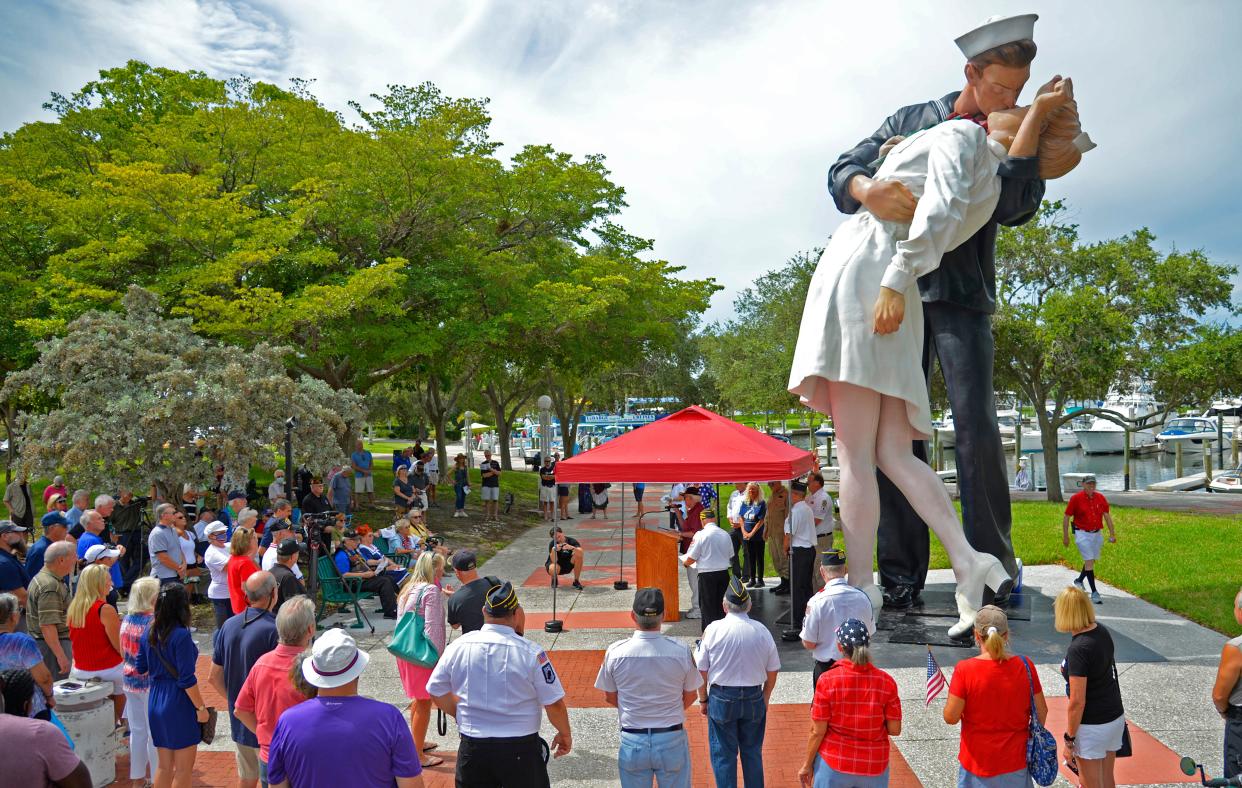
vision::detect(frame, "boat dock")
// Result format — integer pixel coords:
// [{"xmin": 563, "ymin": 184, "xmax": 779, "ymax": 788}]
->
[{"xmin": 1147, "ymin": 473, "xmax": 1209, "ymax": 492}]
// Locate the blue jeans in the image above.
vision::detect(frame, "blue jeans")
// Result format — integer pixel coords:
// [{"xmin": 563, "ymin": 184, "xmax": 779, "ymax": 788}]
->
[
  {"xmin": 814, "ymin": 755, "xmax": 889, "ymax": 787},
  {"xmin": 618, "ymin": 729, "xmax": 691, "ymax": 788},
  {"xmin": 957, "ymin": 766, "xmax": 1031, "ymax": 788},
  {"xmin": 455, "ymin": 483, "xmax": 467, "ymax": 510},
  {"xmin": 708, "ymin": 685, "xmax": 766, "ymax": 787}
]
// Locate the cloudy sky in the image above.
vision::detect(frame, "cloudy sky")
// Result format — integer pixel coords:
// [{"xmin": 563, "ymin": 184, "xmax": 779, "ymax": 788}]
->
[{"xmin": 2, "ymin": 0, "xmax": 1239, "ymax": 324}]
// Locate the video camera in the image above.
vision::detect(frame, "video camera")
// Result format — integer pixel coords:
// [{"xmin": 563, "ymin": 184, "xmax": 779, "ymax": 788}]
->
[
  {"xmin": 423, "ymin": 534, "xmax": 444, "ymax": 550},
  {"xmin": 300, "ymin": 510, "xmax": 339, "ymax": 551}
]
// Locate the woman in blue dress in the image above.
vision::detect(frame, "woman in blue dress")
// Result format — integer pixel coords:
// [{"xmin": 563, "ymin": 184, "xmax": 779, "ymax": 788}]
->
[{"xmin": 135, "ymin": 582, "xmax": 209, "ymax": 788}]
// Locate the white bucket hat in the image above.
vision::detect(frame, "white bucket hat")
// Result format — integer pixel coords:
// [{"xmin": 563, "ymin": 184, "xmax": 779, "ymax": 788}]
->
[{"xmin": 302, "ymin": 628, "xmax": 370, "ymax": 689}]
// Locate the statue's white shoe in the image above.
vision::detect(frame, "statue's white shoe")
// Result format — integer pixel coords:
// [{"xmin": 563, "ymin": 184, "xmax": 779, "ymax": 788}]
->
[
  {"xmin": 855, "ymin": 583, "xmax": 884, "ymax": 616},
  {"xmin": 948, "ymin": 554, "xmax": 1013, "ymax": 639}
]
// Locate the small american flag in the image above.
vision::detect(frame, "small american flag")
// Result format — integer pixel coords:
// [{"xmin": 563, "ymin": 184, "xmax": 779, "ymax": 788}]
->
[{"xmin": 926, "ymin": 647, "xmax": 947, "ymax": 706}]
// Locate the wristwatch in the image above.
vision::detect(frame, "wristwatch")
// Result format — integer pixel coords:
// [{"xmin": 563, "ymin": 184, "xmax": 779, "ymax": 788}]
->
[{"xmin": 1063, "ymin": 732, "xmax": 1076, "ymax": 743}]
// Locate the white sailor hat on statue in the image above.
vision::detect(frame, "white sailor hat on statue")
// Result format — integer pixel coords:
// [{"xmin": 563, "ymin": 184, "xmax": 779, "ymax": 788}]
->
[{"xmin": 955, "ymin": 13, "xmax": 1038, "ymax": 58}]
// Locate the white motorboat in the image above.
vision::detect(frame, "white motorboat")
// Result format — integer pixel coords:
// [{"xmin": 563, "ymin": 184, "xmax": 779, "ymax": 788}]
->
[
  {"xmin": 1073, "ymin": 387, "xmax": 1166, "ymax": 455},
  {"xmin": 1157, "ymin": 416, "xmax": 1233, "ymax": 451},
  {"xmin": 1208, "ymin": 463, "xmax": 1242, "ymax": 493},
  {"xmin": 1004, "ymin": 409, "xmax": 1079, "ymax": 452}
]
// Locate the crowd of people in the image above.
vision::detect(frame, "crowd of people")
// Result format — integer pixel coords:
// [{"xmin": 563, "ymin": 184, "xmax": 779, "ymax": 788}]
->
[{"xmin": 0, "ymin": 455, "xmax": 1238, "ymax": 788}]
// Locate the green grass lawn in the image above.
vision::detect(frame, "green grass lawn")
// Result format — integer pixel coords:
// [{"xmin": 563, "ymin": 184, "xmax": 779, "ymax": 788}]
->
[{"xmin": 745, "ymin": 500, "xmax": 1241, "ymax": 635}]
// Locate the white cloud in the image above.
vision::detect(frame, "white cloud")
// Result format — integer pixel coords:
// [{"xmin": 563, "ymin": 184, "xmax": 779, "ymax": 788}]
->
[{"xmin": 2, "ymin": 0, "xmax": 1239, "ymax": 322}]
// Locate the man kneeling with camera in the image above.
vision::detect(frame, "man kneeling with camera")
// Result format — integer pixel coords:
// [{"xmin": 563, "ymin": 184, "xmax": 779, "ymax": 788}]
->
[{"xmin": 546, "ymin": 526, "xmax": 585, "ymax": 590}]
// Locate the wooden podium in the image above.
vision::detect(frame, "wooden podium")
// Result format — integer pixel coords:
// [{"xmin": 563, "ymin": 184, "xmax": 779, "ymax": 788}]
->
[{"xmin": 636, "ymin": 525, "xmax": 683, "ymax": 623}]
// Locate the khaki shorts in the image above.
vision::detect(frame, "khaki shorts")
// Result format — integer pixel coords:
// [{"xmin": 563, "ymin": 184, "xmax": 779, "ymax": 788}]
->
[
  {"xmin": 236, "ymin": 743, "xmax": 260, "ymax": 781},
  {"xmin": 354, "ymin": 475, "xmax": 374, "ymax": 493}
]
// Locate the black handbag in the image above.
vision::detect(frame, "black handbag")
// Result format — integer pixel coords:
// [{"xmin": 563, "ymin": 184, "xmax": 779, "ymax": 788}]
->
[
  {"xmin": 154, "ymin": 643, "xmax": 218, "ymax": 745},
  {"xmin": 1111, "ymin": 657, "xmax": 1132, "ymax": 758}
]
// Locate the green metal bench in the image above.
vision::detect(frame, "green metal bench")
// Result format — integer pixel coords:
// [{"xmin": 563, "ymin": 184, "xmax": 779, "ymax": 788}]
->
[
  {"xmin": 316, "ymin": 555, "xmax": 375, "ymax": 633},
  {"xmin": 381, "ymin": 544, "xmax": 413, "ymax": 569}
]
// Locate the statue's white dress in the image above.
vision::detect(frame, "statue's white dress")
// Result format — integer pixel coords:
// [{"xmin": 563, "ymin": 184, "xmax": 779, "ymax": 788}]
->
[{"xmin": 789, "ymin": 120, "xmax": 1010, "ymax": 437}]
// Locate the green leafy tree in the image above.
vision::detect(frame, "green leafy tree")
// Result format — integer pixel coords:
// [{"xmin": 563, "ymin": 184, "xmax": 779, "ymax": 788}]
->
[
  {"xmin": 702, "ymin": 249, "xmax": 819, "ymax": 420},
  {"xmin": 994, "ymin": 202, "xmax": 1237, "ymax": 500},
  {"xmin": 1, "ymin": 287, "xmax": 364, "ymax": 496}
]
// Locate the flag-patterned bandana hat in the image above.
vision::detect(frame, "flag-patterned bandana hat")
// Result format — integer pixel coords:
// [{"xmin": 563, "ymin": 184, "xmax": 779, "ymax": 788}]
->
[{"xmin": 835, "ymin": 618, "xmax": 870, "ymax": 647}]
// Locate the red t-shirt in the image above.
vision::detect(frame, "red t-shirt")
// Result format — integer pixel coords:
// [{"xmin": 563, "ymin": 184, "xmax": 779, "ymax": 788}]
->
[
  {"xmin": 948, "ymin": 655, "xmax": 1043, "ymax": 777},
  {"xmin": 1064, "ymin": 490, "xmax": 1109, "ymax": 532},
  {"xmin": 678, "ymin": 502, "xmax": 704, "ymax": 552},
  {"xmin": 810, "ymin": 660, "xmax": 901, "ymax": 776},
  {"xmin": 227, "ymin": 555, "xmax": 259, "ymax": 614}
]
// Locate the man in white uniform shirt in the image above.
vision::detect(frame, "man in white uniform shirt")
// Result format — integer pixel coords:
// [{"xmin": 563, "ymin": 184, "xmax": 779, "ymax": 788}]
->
[
  {"xmin": 260, "ymin": 522, "xmax": 303, "ymax": 579},
  {"xmin": 695, "ymin": 577, "xmax": 780, "ymax": 788},
  {"xmin": 427, "ymin": 581, "xmax": 571, "ymax": 788},
  {"xmin": 682, "ymin": 509, "xmax": 734, "ymax": 633},
  {"xmin": 782, "ymin": 480, "xmax": 818, "ymax": 642},
  {"xmin": 800, "ymin": 549, "xmax": 875, "ymax": 693},
  {"xmin": 806, "ymin": 473, "xmax": 835, "ymax": 592},
  {"xmin": 595, "ymin": 589, "xmax": 702, "ymax": 788}
]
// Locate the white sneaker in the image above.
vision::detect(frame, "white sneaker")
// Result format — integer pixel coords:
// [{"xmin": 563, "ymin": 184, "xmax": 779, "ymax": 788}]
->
[
  {"xmin": 685, "ymin": 608, "xmax": 701, "ymax": 620},
  {"xmin": 1073, "ymin": 578, "xmax": 1085, "ymax": 590},
  {"xmin": 1091, "ymin": 591, "xmax": 1102, "ymax": 604}
]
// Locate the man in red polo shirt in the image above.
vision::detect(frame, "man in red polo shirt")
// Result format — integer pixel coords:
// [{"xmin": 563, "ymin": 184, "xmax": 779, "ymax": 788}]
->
[{"xmin": 1061, "ymin": 476, "xmax": 1117, "ymax": 604}]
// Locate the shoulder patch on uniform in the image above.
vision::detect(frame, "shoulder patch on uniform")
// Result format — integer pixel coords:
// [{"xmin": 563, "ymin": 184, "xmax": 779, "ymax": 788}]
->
[
  {"xmin": 537, "ymin": 651, "xmax": 549, "ymax": 665},
  {"xmin": 541, "ymin": 662, "xmax": 557, "ymax": 684}
]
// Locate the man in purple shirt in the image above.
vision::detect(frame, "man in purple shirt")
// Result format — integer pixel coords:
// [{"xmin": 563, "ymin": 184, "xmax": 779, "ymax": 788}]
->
[{"xmin": 267, "ymin": 628, "xmax": 423, "ymax": 788}]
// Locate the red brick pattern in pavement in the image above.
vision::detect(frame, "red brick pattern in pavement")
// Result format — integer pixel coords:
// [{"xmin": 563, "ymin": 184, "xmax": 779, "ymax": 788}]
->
[
  {"xmin": 522, "ymin": 610, "xmax": 638, "ymax": 630},
  {"xmin": 521, "ymin": 563, "xmax": 637, "ymax": 588},
  {"xmin": 1042, "ymin": 696, "xmax": 1196, "ymax": 785},
  {"xmin": 547, "ymin": 649, "xmax": 609, "ymax": 707}
]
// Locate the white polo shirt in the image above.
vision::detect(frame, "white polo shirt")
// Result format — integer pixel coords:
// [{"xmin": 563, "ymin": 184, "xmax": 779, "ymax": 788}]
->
[
  {"xmin": 784, "ymin": 500, "xmax": 817, "ymax": 548},
  {"xmin": 261, "ymin": 545, "xmax": 304, "ymax": 579},
  {"xmin": 594, "ymin": 630, "xmax": 702, "ymax": 729},
  {"xmin": 799, "ymin": 578, "xmax": 876, "ymax": 661},
  {"xmin": 807, "ymin": 488, "xmax": 834, "ymax": 535},
  {"xmin": 685, "ymin": 523, "xmax": 734, "ymax": 572},
  {"xmin": 695, "ymin": 611, "xmax": 780, "ymax": 688},
  {"xmin": 426, "ymin": 623, "xmax": 565, "ymax": 737}
]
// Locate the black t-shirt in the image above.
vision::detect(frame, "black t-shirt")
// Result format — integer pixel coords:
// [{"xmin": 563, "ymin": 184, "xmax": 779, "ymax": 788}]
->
[
  {"xmin": 107, "ymin": 499, "xmax": 145, "ymax": 535},
  {"xmin": 300, "ymin": 493, "xmax": 331, "ymax": 516},
  {"xmin": 409, "ymin": 472, "xmax": 430, "ymax": 492},
  {"xmin": 481, "ymin": 460, "xmax": 501, "ymax": 488},
  {"xmin": 546, "ymin": 536, "xmax": 580, "ymax": 568},
  {"xmin": 446, "ymin": 576, "xmax": 499, "ymax": 634},
  {"xmin": 539, "ymin": 465, "xmax": 556, "ymax": 487},
  {"xmin": 271, "ymin": 563, "xmax": 306, "ymax": 609},
  {"xmin": 1063, "ymin": 624, "xmax": 1124, "ymax": 724}
]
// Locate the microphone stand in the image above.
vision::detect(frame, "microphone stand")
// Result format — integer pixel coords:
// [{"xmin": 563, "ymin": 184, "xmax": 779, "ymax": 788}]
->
[
  {"xmin": 614, "ymin": 481, "xmax": 629, "ymax": 590},
  {"xmin": 544, "ymin": 499, "xmax": 563, "ymax": 633}
]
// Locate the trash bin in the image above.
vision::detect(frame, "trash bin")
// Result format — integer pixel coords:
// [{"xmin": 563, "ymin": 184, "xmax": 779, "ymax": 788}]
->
[{"xmin": 54, "ymin": 678, "xmax": 115, "ymax": 787}]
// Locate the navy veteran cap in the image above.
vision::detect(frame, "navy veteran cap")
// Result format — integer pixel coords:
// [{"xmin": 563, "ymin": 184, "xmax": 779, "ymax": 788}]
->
[
  {"xmin": 820, "ymin": 549, "xmax": 846, "ymax": 567},
  {"xmin": 790, "ymin": 480, "xmax": 808, "ymax": 494},
  {"xmin": 277, "ymin": 538, "xmax": 301, "ymax": 557},
  {"xmin": 41, "ymin": 511, "xmax": 69, "ymax": 529},
  {"xmin": 451, "ymin": 550, "xmax": 477, "ymax": 571},
  {"xmin": 835, "ymin": 618, "xmax": 870, "ymax": 647},
  {"xmin": 632, "ymin": 588, "xmax": 664, "ymax": 617},
  {"xmin": 483, "ymin": 581, "xmax": 520, "ymax": 615},
  {"xmin": 724, "ymin": 576, "xmax": 750, "ymax": 606}
]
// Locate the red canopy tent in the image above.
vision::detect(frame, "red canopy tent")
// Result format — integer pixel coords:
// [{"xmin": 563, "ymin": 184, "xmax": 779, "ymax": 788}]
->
[{"xmin": 553, "ymin": 405, "xmax": 815, "ymax": 483}]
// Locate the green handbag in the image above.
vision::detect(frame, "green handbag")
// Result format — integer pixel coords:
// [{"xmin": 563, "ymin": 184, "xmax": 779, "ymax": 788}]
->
[{"xmin": 387, "ymin": 585, "xmax": 439, "ymax": 667}]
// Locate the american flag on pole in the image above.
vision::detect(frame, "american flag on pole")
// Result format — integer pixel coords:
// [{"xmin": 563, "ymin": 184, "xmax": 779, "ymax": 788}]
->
[{"xmin": 926, "ymin": 646, "xmax": 947, "ymax": 706}]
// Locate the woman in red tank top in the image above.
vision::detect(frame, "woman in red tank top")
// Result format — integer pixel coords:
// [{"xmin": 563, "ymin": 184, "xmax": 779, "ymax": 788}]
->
[{"xmin": 68, "ymin": 563, "xmax": 126, "ymax": 724}]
